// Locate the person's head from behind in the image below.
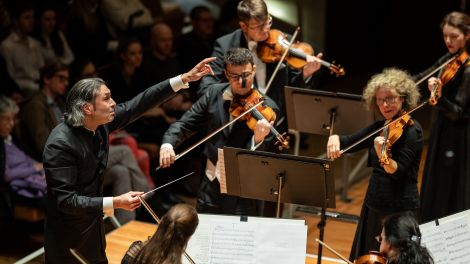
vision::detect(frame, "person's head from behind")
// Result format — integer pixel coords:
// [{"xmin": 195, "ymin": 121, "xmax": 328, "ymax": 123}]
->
[
  {"xmin": 440, "ymin": 12, "xmax": 470, "ymax": 54},
  {"xmin": 190, "ymin": 6, "xmax": 214, "ymax": 38},
  {"xmin": 9, "ymin": 0, "xmax": 35, "ymax": 35},
  {"xmin": 64, "ymin": 78, "xmax": 116, "ymax": 129},
  {"xmin": 378, "ymin": 213, "xmax": 433, "ymax": 264},
  {"xmin": 237, "ymin": 0, "xmax": 271, "ymax": 42},
  {"xmin": 363, "ymin": 68, "xmax": 419, "ymax": 120},
  {"xmin": 150, "ymin": 23, "xmax": 174, "ymax": 58},
  {"xmin": 117, "ymin": 37, "xmax": 143, "ymax": 69},
  {"xmin": 224, "ymin": 47, "xmax": 255, "ymax": 96},
  {"xmin": 40, "ymin": 62, "xmax": 69, "ymax": 99},
  {"xmin": 0, "ymin": 96, "xmax": 19, "ymax": 139},
  {"xmin": 134, "ymin": 203, "xmax": 198, "ymax": 264}
]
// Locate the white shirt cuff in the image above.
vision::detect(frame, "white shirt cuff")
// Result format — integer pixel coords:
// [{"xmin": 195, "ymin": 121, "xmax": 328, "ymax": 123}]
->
[
  {"xmin": 160, "ymin": 143, "xmax": 173, "ymax": 150},
  {"xmin": 250, "ymin": 136, "xmax": 263, "ymax": 151},
  {"xmin": 103, "ymin": 197, "xmax": 114, "ymax": 216},
  {"xmin": 169, "ymin": 75, "xmax": 189, "ymax": 92}
]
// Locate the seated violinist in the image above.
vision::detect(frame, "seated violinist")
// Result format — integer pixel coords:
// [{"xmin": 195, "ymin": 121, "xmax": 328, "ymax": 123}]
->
[
  {"xmin": 327, "ymin": 68, "xmax": 423, "ymax": 261},
  {"xmin": 377, "ymin": 213, "xmax": 434, "ymax": 264},
  {"xmin": 121, "ymin": 203, "xmax": 199, "ymax": 264},
  {"xmin": 160, "ymin": 47, "xmax": 279, "ymax": 216},
  {"xmin": 198, "ymin": 0, "xmax": 322, "ymax": 128}
]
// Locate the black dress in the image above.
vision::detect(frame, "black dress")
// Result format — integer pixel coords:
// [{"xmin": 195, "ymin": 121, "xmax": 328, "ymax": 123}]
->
[
  {"xmin": 419, "ymin": 53, "xmax": 470, "ymax": 223},
  {"xmin": 342, "ymin": 119, "xmax": 423, "ymax": 261}
]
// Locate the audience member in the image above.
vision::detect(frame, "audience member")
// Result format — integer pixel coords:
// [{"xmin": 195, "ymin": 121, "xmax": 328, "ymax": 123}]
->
[
  {"xmin": 1, "ymin": 1, "xmax": 44, "ymax": 97},
  {"xmin": 19, "ymin": 62, "xmax": 68, "ymax": 161},
  {"xmin": 32, "ymin": 3, "xmax": 74, "ymax": 65}
]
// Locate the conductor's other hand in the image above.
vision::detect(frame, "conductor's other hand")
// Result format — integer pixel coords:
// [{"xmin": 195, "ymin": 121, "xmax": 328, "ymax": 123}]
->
[
  {"xmin": 113, "ymin": 191, "xmax": 144, "ymax": 211},
  {"xmin": 181, "ymin": 57, "xmax": 216, "ymax": 84},
  {"xmin": 327, "ymin": 135, "xmax": 341, "ymax": 160},
  {"xmin": 159, "ymin": 144, "xmax": 176, "ymax": 168}
]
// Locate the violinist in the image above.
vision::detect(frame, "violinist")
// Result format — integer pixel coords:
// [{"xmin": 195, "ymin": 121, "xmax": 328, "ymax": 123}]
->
[
  {"xmin": 326, "ymin": 68, "xmax": 423, "ymax": 261},
  {"xmin": 418, "ymin": 12, "xmax": 470, "ymax": 223},
  {"xmin": 377, "ymin": 213, "xmax": 434, "ymax": 264},
  {"xmin": 160, "ymin": 47, "xmax": 278, "ymax": 216},
  {"xmin": 197, "ymin": 0, "xmax": 322, "ymax": 128}
]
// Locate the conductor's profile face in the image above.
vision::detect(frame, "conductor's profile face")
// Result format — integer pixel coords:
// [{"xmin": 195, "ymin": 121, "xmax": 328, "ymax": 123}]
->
[{"xmin": 89, "ymin": 85, "xmax": 116, "ymax": 125}]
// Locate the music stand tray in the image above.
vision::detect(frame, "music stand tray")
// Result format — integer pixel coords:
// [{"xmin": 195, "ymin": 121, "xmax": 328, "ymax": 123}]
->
[{"xmin": 222, "ymin": 147, "xmax": 335, "ymax": 210}]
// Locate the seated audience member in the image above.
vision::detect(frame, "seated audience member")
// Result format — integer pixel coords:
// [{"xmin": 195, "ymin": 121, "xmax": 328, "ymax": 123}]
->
[
  {"xmin": 1, "ymin": 96, "xmax": 46, "ymax": 204},
  {"xmin": 378, "ymin": 213, "xmax": 434, "ymax": 264},
  {"xmin": 122, "ymin": 203, "xmax": 199, "ymax": 264},
  {"xmin": 32, "ymin": 3, "xmax": 74, "ymax": 65},
  {"xmin": 98, "ymin": 37, "xmax": 144, "ymax": 104},
  {"xmin": 20, "ymin": 62, "xmax": 69, "ymax": 161},
  {"xmin": 1, "ymin": 1, "xmax": 45, "ymax": 97}
]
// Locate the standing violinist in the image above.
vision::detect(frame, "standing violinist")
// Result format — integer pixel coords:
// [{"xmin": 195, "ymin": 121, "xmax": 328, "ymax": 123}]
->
[
  {"xmin": 418, "ymin": 12, "xmax": 470, "ymax": 223},
  {"xmin": 160, "ymin": 47, "xmax": 279, "ymax": 215},
  {"xmin": 198, "ymin": 0, "xmax": 321, "ymax": 127},
  {"xmin": 326, "ymin": 68, "xmax": 423, "ymax": 261}
]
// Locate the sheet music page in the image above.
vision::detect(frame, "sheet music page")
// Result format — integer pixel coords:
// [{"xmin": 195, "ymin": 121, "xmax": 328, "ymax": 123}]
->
[
  {"xmin": 184, "ymin": 222, "xmax": 211, "ymax": 264},
  {"xmin": 440, "ymin": 216, "xmax": 470, "ymax": 263},
  {"xmin": 209, "ymin": 221, "xmax": 256, "ymax": 264},
  {"xmin": 420, "ymin": 223, "xmax": 449, "ymax": 263},
  {"xmin": 420, "ymin": 211, "xmax": 470, "ymax": 264},
  {"xmin": 217, "ymin": 148, "xmax": 227, "ymax": 193}
]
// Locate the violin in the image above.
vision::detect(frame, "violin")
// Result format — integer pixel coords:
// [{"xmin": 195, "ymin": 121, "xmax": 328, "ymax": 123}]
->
[
  {"xmin": 355, "ymin": 251, "xmax": 387, "ymax": 264},
  {"xmin": 429, "ymin": 49, "xmax": 470, "ymax": 105},
  {"xmin": 380, "ymin": 111, "xmax": 414, "ymax": 166},
  {"xmin": 257, "ymin": 29, "xmax": 345, "ymax": 76},
  {"xmin": 229, "ymin": 89, "xmax": 290, "ymax": 150}
]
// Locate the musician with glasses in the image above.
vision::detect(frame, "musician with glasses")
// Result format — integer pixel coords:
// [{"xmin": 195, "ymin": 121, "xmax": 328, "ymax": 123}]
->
[
  {"xmin": 198, "ymin": 0, "xmax": 322, "ymax": 128},
  {"xmin": 326, "ymin": 68, "xmax": 423, "ymax": 261},
  {"xmin": 160, "ymin": 48, "xmax": 279, "ymax": 216}
]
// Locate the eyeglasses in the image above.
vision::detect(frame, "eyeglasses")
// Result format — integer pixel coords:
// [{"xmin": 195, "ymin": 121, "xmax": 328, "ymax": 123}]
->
[
  {"xmin": 247, "ymin": 15, "xmax": 272, "ymax": 31},
  {"xmin": 375, "ymin": 235, "xmax": 383, "ymax": 244},
  {"xmin": 376, "ymin": 96, "xmax": 400, "ymax": 106},
  {"xmin": 225, "ymin": 71, "xmax": 253, "ymax": 81}
]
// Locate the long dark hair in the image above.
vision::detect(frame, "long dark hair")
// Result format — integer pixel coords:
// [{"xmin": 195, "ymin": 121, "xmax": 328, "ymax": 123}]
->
[
  {"xmin": 32, "ymin": 4, "xmax": 64, "ymax": 56},
  {"xmin": 383, "ymin": 213, "xmax": 434, "ymax": 264},
  {"xmin": 133, "ymin": 204, "xmax": 199, "ymax": 264}
]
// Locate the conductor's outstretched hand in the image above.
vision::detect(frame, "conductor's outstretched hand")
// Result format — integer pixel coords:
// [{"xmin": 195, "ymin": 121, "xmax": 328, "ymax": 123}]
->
[{"xmin": 181, "ymin": 57, "xmax": 216, "ymax": 84}]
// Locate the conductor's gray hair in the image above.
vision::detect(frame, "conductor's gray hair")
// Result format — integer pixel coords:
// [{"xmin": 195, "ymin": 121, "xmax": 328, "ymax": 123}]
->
[{"xmin": 64, "ymin": 78, "xmax": 105, "ymax": 127}]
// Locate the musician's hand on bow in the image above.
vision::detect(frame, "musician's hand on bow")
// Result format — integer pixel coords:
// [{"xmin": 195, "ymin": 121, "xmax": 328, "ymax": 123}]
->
[
  {"xmin": 428, "ymin": 77, "xmax": 442, "ymax": 99},
  {"xmin": 254, "ymin": 119, "xmax": 272, "ymax": 144},
  {"xmin": 327, "ymin": 135, "xmax": 341, "ymax": 160},
  {"xmin": 159, "ymin": 144, "xmax": 176, "ymax": 168},
  {"xmin": 374, "ymin": 136, "xmax": 387, "ymax": 159},
  {"xmin": 303, "ymin": 52, "xmax": 323, "ymax": 79},
  {"xmin": 181, "ymin": 57, "xmax": 216, "ymax": 84}
]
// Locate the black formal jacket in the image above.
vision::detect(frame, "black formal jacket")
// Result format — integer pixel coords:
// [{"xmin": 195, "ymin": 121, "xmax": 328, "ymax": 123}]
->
[
  {"xmin": 43, "ymin": 80, "xmax": 175, "ymax": 264},
  {"xmin": 162, "ymin": 83, "xmax": 279, "ymax": 167},
  {"xmin": 198, "ymin": 29, "xmax": 306, "ymax": 119}
]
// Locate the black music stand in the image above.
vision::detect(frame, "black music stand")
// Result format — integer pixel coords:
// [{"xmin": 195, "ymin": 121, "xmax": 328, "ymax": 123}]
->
[
  {"xmin": 222, "ymin": 147, "xmax": 334, "ymax": 264},
  {"xmin": 284, "ymin": 86, "xmax": 373, "ymax": 201}
]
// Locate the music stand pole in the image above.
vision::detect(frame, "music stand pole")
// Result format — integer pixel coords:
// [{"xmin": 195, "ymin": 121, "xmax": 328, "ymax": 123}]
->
[{"xmin": 274, "ymin": 173, "xmax": 285, "ymax": 218}]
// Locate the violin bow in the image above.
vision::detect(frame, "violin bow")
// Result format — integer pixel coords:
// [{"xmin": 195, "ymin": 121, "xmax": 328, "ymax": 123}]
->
[
  {"xmin": 264, "ymin": 27, "xmax": 300, "ymax": 95},
  {"xmin": 156, "ymin": 100, "xmax": 263, "ymax": 171},
  {"xmin": 315, "ymin": 239, "xmax": 353, "ymax": 264},
  {"xmin": 339, "ymin": 56, "xmax": 456, "ymax": 155}
]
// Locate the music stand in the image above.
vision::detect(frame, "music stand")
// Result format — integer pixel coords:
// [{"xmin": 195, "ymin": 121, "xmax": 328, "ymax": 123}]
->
[
  {"xmin": 284, "ymin": 86, "xmax": 373, "ymax": 201},
  {"xmin": 223, "ymin": 147, "xmax": 334, "ymax": 264}
]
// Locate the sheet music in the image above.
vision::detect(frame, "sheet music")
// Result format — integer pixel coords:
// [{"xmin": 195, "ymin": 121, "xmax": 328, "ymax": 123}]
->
[
  {"xmin": 184, "ymin": 214, "xmax": 307, "ymax": 264},
  {"xmin": 420, "ymin": 210, "xmax": 470, "ymax": 264},
  {"xmin": 217, "ymin": 148, "xmax": 227, "ymax": 193}
]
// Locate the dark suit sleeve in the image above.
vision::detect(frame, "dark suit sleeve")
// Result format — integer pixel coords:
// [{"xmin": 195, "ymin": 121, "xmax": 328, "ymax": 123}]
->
[
  {"xmin": 109, "ymin": 79, "xmax": 175, "ymax": 132},
  {"xmin": 20, "ymin": 98, "xmax": 50, "ymax": 159},
  {"xmin": 44, "ymin": 140, "xmax": 103, "ymax": 215},
  {"xmin": 198, "ymin": 38, "xmax": 228, "ymax": 97},
  {"xmin": 162, "ymin": 89, "xmax": 212, "ymax": 147}
]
